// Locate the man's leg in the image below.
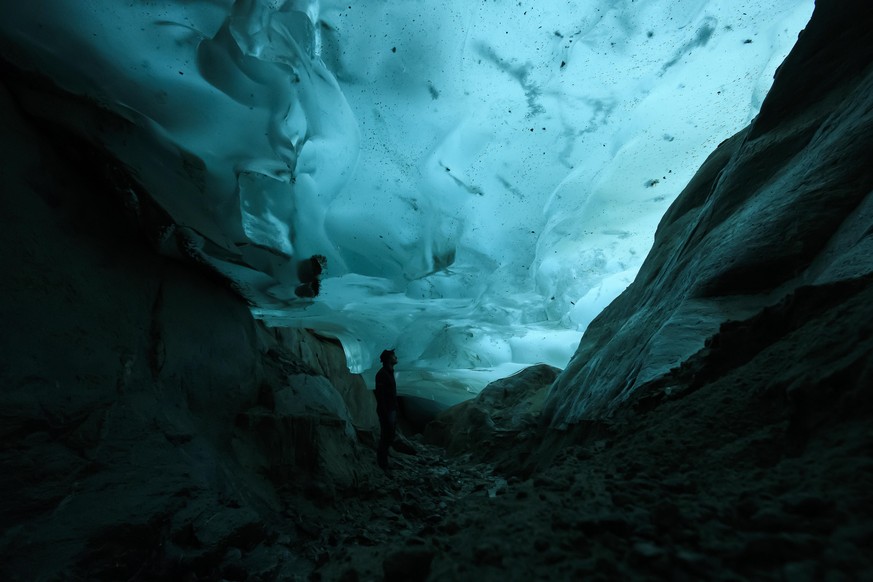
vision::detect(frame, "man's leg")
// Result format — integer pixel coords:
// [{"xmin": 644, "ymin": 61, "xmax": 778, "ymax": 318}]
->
[{"xmin": 377, "ymin": 411, "xmax": 396, "ymax": 469}]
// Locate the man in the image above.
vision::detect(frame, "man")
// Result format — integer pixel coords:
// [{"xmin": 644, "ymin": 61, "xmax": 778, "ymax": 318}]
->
[{"xmin": 374, "ymin": 349, "xmax": 398, "ymax": 471}]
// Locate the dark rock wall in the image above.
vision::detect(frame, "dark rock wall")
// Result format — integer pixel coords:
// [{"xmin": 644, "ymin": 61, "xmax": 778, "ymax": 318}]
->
[
  {"xmin": 274, "ymin": 327, "xmax": 379, "ymax": 432},
  {"xmin": 425, "ymin": 364, "xmax": 561, "ymax": 459},
  {"xmin": 0, "ymin": 76, "xmax": 374, "ymax": 579},
  {"xmin": 545, "ymin": 0, "xmax": 873, "ymax": 426}
]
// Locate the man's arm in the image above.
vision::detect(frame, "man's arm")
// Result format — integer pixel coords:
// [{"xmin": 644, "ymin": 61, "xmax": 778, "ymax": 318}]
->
[{"xmin": 374, "ymin": 369, "xmax": 384, "ymax": 406}]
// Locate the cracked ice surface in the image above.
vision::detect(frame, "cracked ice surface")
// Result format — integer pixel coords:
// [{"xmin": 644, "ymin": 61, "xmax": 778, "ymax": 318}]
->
[{"xmin": 1, "ymin": 0, "xmax": 812, "ymax": 402}]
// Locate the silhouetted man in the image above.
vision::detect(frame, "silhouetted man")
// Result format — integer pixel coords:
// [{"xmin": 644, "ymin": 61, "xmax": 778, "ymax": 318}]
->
[{"xmin": 374, "ymin": 349, "xmax": 398, "ymax": 471}]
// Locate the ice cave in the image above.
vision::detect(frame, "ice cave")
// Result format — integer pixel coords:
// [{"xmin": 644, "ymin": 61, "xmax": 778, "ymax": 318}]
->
[{"xmin": 2, "ymin": 0, "xmax": 872, "ymax": 580}]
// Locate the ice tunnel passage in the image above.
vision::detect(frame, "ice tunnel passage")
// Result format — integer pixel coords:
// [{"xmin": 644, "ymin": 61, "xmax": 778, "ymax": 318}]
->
[
  {"xmin": 0, "ymin": 0, "xmax": 815, "ymax": 407},
  {"xmin": 5, "ymin": 0, "xmax": 873, "ymax": 579}
]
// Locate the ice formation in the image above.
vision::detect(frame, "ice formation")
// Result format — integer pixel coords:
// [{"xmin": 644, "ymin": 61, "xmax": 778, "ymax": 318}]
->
[{"xmin": 1, "ymin": 0, "xmax": 813, "ymax": 403}]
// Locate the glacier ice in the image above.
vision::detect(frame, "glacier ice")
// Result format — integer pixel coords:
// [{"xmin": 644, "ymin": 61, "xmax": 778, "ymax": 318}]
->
[{"xmin": 0, "ymin": 0, "xmax": 813, "ymax": 403}]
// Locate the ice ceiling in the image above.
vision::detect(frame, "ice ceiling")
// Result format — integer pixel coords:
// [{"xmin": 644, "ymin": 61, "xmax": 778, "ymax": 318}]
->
[{"xmin": 2, "ymin": 0, "xmax": 812, "ymax": 404}]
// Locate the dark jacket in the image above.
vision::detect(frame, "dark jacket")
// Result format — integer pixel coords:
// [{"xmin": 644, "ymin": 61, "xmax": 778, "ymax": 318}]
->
[{"xmin": 374, "ymin": 366, "xmax": 397, "ymax": 416}]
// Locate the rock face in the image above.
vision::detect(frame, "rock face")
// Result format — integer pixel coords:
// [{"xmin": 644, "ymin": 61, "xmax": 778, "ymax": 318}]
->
[
  {"xmin": 0, "ymin": 73, "xmax": 378, "ymax": 579},
  {"xmin": 481, "ymin": 3, "xmax": 873, "ymax": 575},
  {"xmin": 272, "ymin": 327, "xmax": 380, "ymax": 433},
  {"xmin": 545, "ymin": 0, "xmax": 873, "ymax": 426},
  {"xmin": 425, "ymin": 364, "xmax": 561, "ymax": 458}
]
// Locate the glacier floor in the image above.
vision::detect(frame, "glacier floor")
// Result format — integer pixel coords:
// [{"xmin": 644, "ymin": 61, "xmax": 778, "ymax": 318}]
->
[{"xmin": 289, "ymin": 394, "xmax": 870, "ymax": 581}]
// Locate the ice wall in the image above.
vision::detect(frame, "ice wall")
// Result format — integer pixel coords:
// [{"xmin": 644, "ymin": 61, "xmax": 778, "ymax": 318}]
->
[
  {"xmin": 1, "ymin": 0, "xmax": 359, "ymax": 297},
  {"xmin": 0, "ymin": 1, "xmax": 813, "ymax": 403}
]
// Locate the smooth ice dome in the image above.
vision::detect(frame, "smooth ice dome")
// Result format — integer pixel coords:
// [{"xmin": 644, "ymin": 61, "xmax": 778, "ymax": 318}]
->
[{"xmin": 0, "ymin": 0, "xmax": 813, "ymax": 403}]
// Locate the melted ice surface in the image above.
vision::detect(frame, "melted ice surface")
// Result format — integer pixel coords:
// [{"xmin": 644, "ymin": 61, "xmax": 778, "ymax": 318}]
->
[{"xmin": 1, "ymin": 0, "xmax": 813, "ymax": 401}]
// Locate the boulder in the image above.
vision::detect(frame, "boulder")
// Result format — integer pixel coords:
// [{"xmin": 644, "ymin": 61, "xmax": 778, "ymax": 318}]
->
[{"xmin": 424, "ymin": 364, "xmax": 561, "ymax": 456}]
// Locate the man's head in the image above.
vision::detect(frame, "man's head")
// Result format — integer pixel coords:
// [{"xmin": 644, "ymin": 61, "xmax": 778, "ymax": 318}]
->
[{"xmin": 380, "ymin": 349, "xmax": 397, "ymax": 367}]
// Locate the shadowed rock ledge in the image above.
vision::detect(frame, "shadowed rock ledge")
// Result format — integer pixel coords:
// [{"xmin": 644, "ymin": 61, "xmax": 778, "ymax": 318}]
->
[{"xmin": 0, "ymin": 72, "xmax": 382, "ymax": 579}]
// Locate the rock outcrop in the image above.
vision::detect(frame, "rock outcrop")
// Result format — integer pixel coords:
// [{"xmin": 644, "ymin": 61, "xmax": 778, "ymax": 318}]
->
[
  {"xmin": 0, "ymin": 71, "xmax": 377, "ymax": 579},
  {"xmin": 425, "ymin": 364, "xmax": 560, "ymax": 458},
  {"xmin": 273, "ymin": 327, "xmax": 380, "ymax": 433},
  {"xmin": 545, "ymin": 0, "xmax": 873, "ymax": 425}
]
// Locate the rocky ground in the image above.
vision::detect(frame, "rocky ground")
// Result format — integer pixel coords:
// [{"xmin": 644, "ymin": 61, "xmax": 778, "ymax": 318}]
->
[
  {"xmin": 16, "ymin": 364, "xmax": 868, "ymax": 582},
  {"xmin": 288, "ymin": 438, "xmax": 506, "ymax": 582},
  {"xmin": 290, "ymin": 353, "xmax": 873, "ymax": 581},
  {"xmin": 292, "ymin": 276, "xmax": 873, "ymax": 581},
  {"xmin": 278, "ymin": 427, "xmax": 871, "ymax": 582}
]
